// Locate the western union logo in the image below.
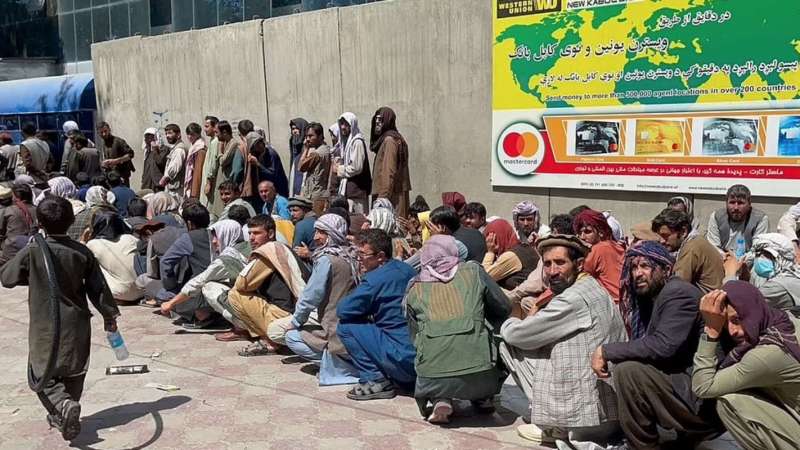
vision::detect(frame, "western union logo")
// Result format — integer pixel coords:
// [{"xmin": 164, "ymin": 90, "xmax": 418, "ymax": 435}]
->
[{"xmin": 497, "ymin": 0, "xmax": 562, "ymax": 19}]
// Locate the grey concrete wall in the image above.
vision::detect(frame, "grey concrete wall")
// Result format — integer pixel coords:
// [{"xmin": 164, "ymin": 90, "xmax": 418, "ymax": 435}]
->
[
  {"xmin": 90, "ymin": 0, "xmax": 798, "ymax": 235},
  {"xmin": 92, "ymin": 20, "xmax": 268, "ymax": 176},
  {"xmin": 0, "ymin": 58, "xmax": 62, "ymax": 81}
]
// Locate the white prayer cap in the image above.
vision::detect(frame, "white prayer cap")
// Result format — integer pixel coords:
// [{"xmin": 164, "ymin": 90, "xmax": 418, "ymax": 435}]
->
[{"xmin": 62, "ymin": 121, "xmax": 79, "ymax": 133}]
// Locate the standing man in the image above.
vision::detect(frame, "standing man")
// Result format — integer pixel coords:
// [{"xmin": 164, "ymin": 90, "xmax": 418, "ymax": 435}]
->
[
  {"xmin": 64, "ymin": 134, "xmax": 101, "ymax": 181},
  {"xmin": 240, "ymin": 120, "xmax": 288, "ymax": 212},
  {"xmin": 707, "ymin": 184, "xmax": 769, "ymax": 256},
  {"xmin": 141, "ymin": 128, "xmax": 168, "ymax": 192},
  {"xmin": 17, "ymin": 122, "xmax": 50, "ymax": 186},
  {"xmin": 299, "ymin": 122, "xmax": 331, "ymax": 216},
  {"xmin": 96, "ymin": 122, "xmax": 134, "ymax": 185},
  {"xmin": 334, "ymin": 113, "xmax": 371, "ymax": 214},
  {"xmin": 259, "ymin": 180, "xmax": 291, "ymax": 220},
  {"xmin": 200, "ymin": 116, "xmax": 219, "ymax": 208},
  {"xmin": 159, "ymin": 124, "xmax": 187, "ymax": 197},
  {"xmin": 184, "ymin": 122, "xmax": 207, "ymax": 200},
  {"xmin": 370, "ymin": 107, "xmax": 411, "ymax": 218}
]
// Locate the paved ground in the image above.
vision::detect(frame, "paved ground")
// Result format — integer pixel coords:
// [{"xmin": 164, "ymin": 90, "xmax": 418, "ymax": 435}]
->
[
  {"xmin": 0, "ymin": 286, "xmax": 537, "ymax": 450},
  {"xmin": 0, "ymin": 286, "xmax": 742, "ymax": 450}
]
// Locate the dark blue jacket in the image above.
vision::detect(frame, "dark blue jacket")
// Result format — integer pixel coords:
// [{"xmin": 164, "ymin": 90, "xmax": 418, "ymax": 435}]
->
[{"xmin": 337, "ymin": 259, "xmax": 417, "ymax": 337}]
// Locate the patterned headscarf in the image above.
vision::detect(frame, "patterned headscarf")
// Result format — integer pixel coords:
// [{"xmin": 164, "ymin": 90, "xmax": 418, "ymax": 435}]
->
[
  {"xmin": 720, "ymin": 280, "xmax": 800, "ymax": 368},
  {"xmin": 367, "ymin": 207, "xmax": 400, "ymax": 237},
  {"xmin": 313, "ymin": 213, "xmax": 360, "ymax": 284},
  {"xmin": 148, "ymin": 192, "xmax": 179, "ymax": 218},
  {"xmin": 619, "ymin": 241, "xmax": 676, "ymax": 338},
  {"xmin": 211, "ymin": 219, "xmax": 244, "ymax": 253},
  {"xmin": 573, "ymin": 209, "xmax": 613, "ymax": 240},
  {"xmin": 48, "ymin": 177, "xmax": 78, "ymax": 199},
  {"xmin": 419, "ymin": 235, "xmax": 460, "ymax": 283},
  {"xmin": 34, "ymin": 176, "xmax": 79, "ymax": 206},
  {"xmin": 372, "ymin": 197, "xmax": 394, "ymax": 213},
  {"xmin": 744, "ymin": 233, "xmax": 800, "ymax": 280},
  {"xmin": 85, "ymin": 186, "xmax": 115, "ymax": 209}
]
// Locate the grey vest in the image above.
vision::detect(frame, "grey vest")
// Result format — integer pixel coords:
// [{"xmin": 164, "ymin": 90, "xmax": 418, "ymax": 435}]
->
[{"xmin": 715, "ymin": 207, "xmax": 766, "ymax": 249}]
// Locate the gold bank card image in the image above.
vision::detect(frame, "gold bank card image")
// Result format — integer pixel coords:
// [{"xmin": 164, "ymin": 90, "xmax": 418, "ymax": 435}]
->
[{"xmin": 635, "ymin": 120, "xmax": 687, "ymax": 156}]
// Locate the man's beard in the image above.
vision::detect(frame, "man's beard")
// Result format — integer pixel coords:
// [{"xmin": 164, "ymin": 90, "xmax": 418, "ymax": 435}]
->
[
  {"xmin": 634, "ymin": 275, "xmax": 666, "ymax": 299},
  {"xmin": 548, "ymin": 273, "xmax": 577, "ymax": 295}
]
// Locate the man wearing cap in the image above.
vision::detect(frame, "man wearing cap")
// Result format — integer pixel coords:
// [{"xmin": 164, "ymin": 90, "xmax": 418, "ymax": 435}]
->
[
  {"xmin": 591, "ymin": 241, "xmax": 721, "ymax": 449},
  {"xmin": 141, "ymin": 128, "xmax": 168, "ymax": 191},
  {"xmin": 289, "ymin": 196, "xmax": 317, "ymax": 250},
  {"xmin": 499, "ymin": 235, "xmax": 627, "ymax": 447}
]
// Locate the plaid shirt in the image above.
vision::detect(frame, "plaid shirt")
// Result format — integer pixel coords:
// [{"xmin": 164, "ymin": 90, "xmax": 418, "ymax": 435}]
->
[{"xmin": 501, "ymin": 275, "xmax": 628, "ymax": 428}]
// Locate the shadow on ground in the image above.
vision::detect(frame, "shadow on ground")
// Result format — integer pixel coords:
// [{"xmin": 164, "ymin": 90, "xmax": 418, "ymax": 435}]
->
[{"xmin": 70, "ymin": 395, "xmax": 191, "ymax": 449}]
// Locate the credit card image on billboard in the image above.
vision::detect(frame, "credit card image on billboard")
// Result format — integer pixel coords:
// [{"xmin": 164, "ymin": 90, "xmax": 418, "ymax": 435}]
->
[
  {"xmin": 700, "ymin": 118, "xmax": 758, "ymax": 156},
  {"xmin": 573, "ymin": 121, "xmax": 621, "ymax": 156},
  {"xmin": 778, "ymin": 116, "xmax": 800, "ymax": 156},
  {"xmin": 634, "ymin": 120, "xmax": 686, "ymax": 156}
]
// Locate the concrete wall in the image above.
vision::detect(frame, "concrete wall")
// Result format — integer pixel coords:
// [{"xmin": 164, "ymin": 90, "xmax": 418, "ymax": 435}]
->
[
  {"xmin": 91, "ymin": 0, "xmax": 797, "ymax": 234},
  {"xmin": 0, "ymin": 58, "xmax": 62, "ymax": 81}
]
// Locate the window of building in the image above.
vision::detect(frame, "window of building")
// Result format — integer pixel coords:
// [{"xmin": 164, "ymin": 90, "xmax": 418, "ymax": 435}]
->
[
  {"xmin": 110, "ymin": 3, "xmax": 131, "ymax": 39},
  {"xmin": 149, "ymin": 0, "xmax": 172, "ymax": 27}
]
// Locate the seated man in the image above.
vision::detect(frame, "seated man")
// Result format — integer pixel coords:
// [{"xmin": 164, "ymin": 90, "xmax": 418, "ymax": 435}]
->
[
  {"xmin": 336, "ymin": 229, "xmax": 417, "ymax": 400},
  {"xmin": 406, "ymin": 235, "xmax": 511, "ymax": 424},
  {"xmin": 462, "ymin": 201, "xmax": 488, "ymax": 232},
  {"xmin": 160, "ymin": 219, "xmax": 252, "ymax": 337},
  {"xmin": 592, "ymin": 241, "xmax": 721, "ymax": 449},
  {"xmin": 706, "ymin": 184, "xmax": 768, "ymax": 256},
  {"xmin": 159, "ymin": 203, "xmax": 216, "ymax": 328},
  {"xmin": 283, "ymin": 214, "xmax": 361, "ymax": 385},
  {"xmin": 403, "ymin": 206, "xmax": 470, "ymax": 271},
  {"xmin": 228, "ymin": 214, "xmax": 310, "ymax": 356},
  {"xmin": 289, "ymin": 196, "xmax": 317, "ymax": 249},
  {"xmin": 500, "ymin": 235, "xmax": 627, "ymax": 446},
  {"xmin": 217, "ymin": 180, "xmax": 256, "ymax": 222},
  {"xmin": 735, "ymin": 233, "xmax": 800, "ymax": 310},
  {"xmin": 652, "ymin": 208, "xmax": 723, "ymax": 294},
  {"xmin": 573, "ymin": 208, "xmax": 625, "ymax": 303},
  {"xmin": 693, "ymin": 281, "xmax": 800, "ymax": 450}
]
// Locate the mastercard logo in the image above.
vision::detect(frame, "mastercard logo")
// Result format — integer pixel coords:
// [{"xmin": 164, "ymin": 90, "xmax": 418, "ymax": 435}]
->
[
  {"xmin": 503, "ymin": 132, "xmax": 540, "ymax": 158},
  {"xmin": 496, "ymin": 122, "xmax": 545, "ymax": 176}
]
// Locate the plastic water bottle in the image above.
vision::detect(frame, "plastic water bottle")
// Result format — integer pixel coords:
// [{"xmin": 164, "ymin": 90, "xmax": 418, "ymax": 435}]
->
[
  {"xmin": 735, "ymin": 235, "xmax": 747, "ymax": 260},
  {"xmin": 106, "ymin": 330, "xmax": 129, "ymax": 361}
]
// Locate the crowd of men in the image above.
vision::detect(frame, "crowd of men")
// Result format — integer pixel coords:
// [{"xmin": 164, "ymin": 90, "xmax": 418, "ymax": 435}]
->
[{"xmin": 1, "ymin": 110, "xmax": 799, "ymax": 450}]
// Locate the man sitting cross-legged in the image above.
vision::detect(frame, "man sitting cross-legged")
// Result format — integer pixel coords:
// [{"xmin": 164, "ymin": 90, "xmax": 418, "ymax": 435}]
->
[{"xmin": 225, "ymin": 214, "xmax": 311, "ymax": 355}]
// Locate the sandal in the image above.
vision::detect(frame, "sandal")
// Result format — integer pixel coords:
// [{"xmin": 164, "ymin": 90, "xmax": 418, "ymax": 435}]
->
[
  {"xmin": 427, "ymin": 399, "xmax": 453, "ymax": 424},
  {"xmin": 346, "ymin": 379, "xmax": 396, "ymax": 401},
  {"xmin": 139, "ymin": 298, "xmax": 161, "ymax": 308},
  {"xmin": 238, "ymin": 340, "xmax": 276, "ymax": 357}
]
